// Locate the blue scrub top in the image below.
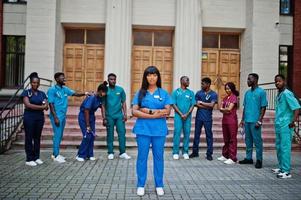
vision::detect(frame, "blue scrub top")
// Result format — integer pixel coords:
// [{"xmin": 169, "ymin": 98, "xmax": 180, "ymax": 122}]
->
[
  {"xmin": 21, "ymin": 89, "xmax": 47, "ymax": 118},
  {"xmin": 47, "ymin": 85, "xmax": 75, "ymax": 116},
  {"xmin": 275, "ymin": 89, "xmax": 300, "ymax": 126},
  {"xmin": 243, "ymin": 87, "xmax": 268, "ymax": 123},
  {"xmin": 79, "ymin": 95, "xmax": 102, "ymax": 120},
  {"xmin": 132, "ymin": 88, "xmax": 172, "ymax": 136},
  {"xmin": 195, "ymin": 90, "xmax": 218, "ymax": 121},
  {"xmin": 171, "ymin": 88, "xmax": 196, "ymax": 116}
]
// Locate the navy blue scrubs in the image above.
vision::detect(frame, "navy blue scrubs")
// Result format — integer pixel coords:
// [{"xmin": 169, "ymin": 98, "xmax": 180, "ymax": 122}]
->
[
  {"xmin": 21, "ymin": 89, "xmax": 47, "ymax": 162},
  {"xmin": 77, "ymin": 95, "xmax": 102, "ymax": 159}
]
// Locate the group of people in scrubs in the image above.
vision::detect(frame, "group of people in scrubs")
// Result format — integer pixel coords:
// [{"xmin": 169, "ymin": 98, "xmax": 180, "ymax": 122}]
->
[{"xmin": 21, "ymin": 67, "xmax": 299, "ymax": 196}]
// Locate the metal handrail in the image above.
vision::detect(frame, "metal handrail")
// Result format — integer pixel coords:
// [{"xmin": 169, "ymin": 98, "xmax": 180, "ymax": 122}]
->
[
  {"xmin": 258, "ymin": 82, "xmax": 278, "ymax": 110},
  {"xmin": 0, "ymin": 76, "xmax": 52, "ymax": 154}
]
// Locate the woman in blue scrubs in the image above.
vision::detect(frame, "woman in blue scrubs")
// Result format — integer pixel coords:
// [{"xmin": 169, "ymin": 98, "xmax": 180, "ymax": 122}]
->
[
  {"xmin": 21, "ymin": 72, "xmax": 48, "ymax": 167},
  {"xmin": 76, "ymin": 81, "xmax": 108, "ymax": 161},
  {"xmin": 132, "ymin": 66, "xmax": 172, "ymax": 196}
]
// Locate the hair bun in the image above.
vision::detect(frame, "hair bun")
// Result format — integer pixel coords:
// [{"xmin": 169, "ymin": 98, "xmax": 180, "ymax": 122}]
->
[{"xmin": 103, "ymin": 81, "xmax": 108, "ymax": 86}]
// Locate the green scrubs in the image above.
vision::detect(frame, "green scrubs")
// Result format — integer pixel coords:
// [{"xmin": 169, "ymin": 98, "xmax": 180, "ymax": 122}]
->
[
  {"xmin": 103, "ymin": 85, "xmax": 126, "ymax": 154},
  {"xmin": 172, "ymin": 88, "xmax": 195, "ymax": 154},
  {"xmin": 275, "ymin": 89, "xmax": 300, "ymax": 173}
]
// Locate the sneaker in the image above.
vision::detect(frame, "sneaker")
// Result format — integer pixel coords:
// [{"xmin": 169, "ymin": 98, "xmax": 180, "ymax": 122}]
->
[
  {"xmin": 173, "ymin": 154, "xmax": 179, "ymax": 160},
  {"xmin": 35, "ymin": 159, "xmax": 43, "ymax": 165},
  {"xmin": 272, "ymin": 168, "xmax": 281, "ymax": 174},
  {"xmin": 51, "ymin": 154, "xmax": 66, "ymax": 161},
  {"xmin": 25, "ymin": 161, "xmax": 37, "ymax": 167},
  {"xmin": 189, "ymin": 153, "xmax": 199, "ymax": 158},
  {"xmin": 224, "ymin": 158, "xmax": 235, "ymax": 165},
  {"xmin": 89, "ymin": 157, "xmax": 96, "ymax": 161},
  {"xmin": 255, "ymin": 160, "xmax": 262, "ymax": 169},
  {"xmin": 206, "ymin": 155, "xmax": 213, "ymax": 161},
  {"xmin": 277, "ymin": 172, "xmax": 292, "ymax": 179},
  {"xmin": 53, "ymin": 155, "xmax": 66, "ymax": 163},
  {"xmin": 239, "ymin": 158, "xmax": 253, "ymax": 164},
  {"xmin": 119, "ymin": 153, "xmax": 131, "ymax": 159},
  {"xmin": 217, "ymin": 156, "xmax": 228, "ymax": 161},
  {"xmin": 108, "ymin": 154, "xmax": 114, "ymax": 160},
  {"xmin": 183, "ymin": 154, "xmax": 189, "ymax": 160},
  {"xmin": 76, "ymin": 156, "xmax": 85, "ymax": 162},
  {"xmin": 156, "ymin": 187, "xmax": 164, "ymax": 196},
  {"xmin": 137, "ymin": 187, "xmax": 145, "ymax": 196}
]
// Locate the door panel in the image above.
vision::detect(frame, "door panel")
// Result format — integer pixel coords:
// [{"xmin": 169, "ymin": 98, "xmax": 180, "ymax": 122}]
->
[
  {"xmin": 201, "ymin": 49, "xmax": 219, "ymax": 93},
  {"xmin": 64, "ymin": 44, "xmax": 104, "ymax": 105}
]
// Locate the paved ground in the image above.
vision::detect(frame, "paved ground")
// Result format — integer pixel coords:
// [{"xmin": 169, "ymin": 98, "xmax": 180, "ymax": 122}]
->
[{"xmin": 0, "ymin": 149, "xmax": 301, "ymax": 200}]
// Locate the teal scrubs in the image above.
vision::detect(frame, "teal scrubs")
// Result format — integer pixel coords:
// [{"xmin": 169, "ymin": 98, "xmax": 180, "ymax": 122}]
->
[
  {"xmin": 47, "ymin": 85, "xmax": 75, "ymax": 157},
  {"xmin": 102, "ymin": 85, "xmax": 126, "ymax": 154},
  {"xmin": 275, "ymin": 89, "xmax": 300, "ymax": 173},
  {"xmin": 171, "ymin": 88, "xmax": 195, "ymax": 154},
  {"xmin": 243, "ymin": 87, "xmax": 268, "ymax": 161}
]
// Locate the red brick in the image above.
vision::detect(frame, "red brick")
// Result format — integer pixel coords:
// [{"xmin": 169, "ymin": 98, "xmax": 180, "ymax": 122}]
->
[{"xmin": 293, "ymin": 0, "xmax": 301, "ymax": 97}]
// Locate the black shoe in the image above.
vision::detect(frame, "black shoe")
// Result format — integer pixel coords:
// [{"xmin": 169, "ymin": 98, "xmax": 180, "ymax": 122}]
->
[
  {"xmin": 238, "ymin": 158, "xmax": 253, "ymax": 164},
  {"xmin": 255, "ymin": 160, "xmax": 262, "ymax": 169},
  {"xmin": 189, "ymin": 153, "xmax": 199, "ymax": 158},
  {"xmin": 206, "ymin": 155, "xmax": 213, "ymax": 161}
]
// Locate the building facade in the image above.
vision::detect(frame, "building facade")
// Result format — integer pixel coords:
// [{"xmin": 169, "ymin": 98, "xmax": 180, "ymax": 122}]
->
[{"xmin": 0, "ymin": 0, "xmax": 298, "ymax": 106}]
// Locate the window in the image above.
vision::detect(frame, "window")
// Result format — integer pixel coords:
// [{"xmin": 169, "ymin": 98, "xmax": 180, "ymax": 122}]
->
[
  {"xmin": 4, "ymin": 36, "xmax": 25, "ymax": 88},
  {"xmin": 133, "ymin": 30, "xmax": 173, "ymax": 47},
  {"xmin": 202, "ymin": 34, "xmax": 219, "ymax": 48},
  {"xmin": 202, "ymin": 33, "xmax": 240, "ymax": 49},
  {"xmin": 280, "ymin": 0, "xmax": 292, "ymax": 15},
  {"xmin": 65, "ymin": 29, "xmax": 105, "ymax": 45},
  {"xmin": 4, "ymin": 0, "xmax": 27, "ymax": 3},
  {"xmin": 279, "ymin": 45, "xmax": 292, "ymax": 81}
]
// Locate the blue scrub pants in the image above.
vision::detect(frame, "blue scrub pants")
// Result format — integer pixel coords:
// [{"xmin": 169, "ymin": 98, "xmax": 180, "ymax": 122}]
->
[
  {"xmin": 106, "ymin": 116, "xmax": 126, "ymax": 154},
  {"xmin": 77, "ymin": 115, "xmax": 96, "ymax": 159},
  {"xmin": 50, "ymin": 114, "xmax": 66, "ymax": 157},
  {"xmin": 23, "ymin": 113, "xmax": 44, "ymax": 161},
  {"xmin": 136, "ymin": 135, "xmax": 166, "ymax": 188},
  {"xmin": 173, "ymin": 114, "xmax": 191, "ymax": 155},
  {"xmin": 192, "ymin": 119, "xmax": 213, "ymax": 156},
  {"xmin": 275, "ymin": 124, "xmax": 293, "ymax": 173},
  {"xmin": 244, "ymin": 122, "xmax": 263, "ymax": 161}
]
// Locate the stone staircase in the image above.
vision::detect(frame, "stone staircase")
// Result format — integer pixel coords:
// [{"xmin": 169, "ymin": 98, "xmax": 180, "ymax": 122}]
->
[{"xmin": 13, "ymin": 106, "xmax": 301, "ymax": 151}]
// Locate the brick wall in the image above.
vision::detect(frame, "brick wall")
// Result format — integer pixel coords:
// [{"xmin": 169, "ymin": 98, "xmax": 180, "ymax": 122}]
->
[
  {"xmin": 293, "ymin": 0, "xmax": 301, "ymax": 97},
  {"xmin": 0, "ymin": 2, "xmax": 3, "ymax": 88}
]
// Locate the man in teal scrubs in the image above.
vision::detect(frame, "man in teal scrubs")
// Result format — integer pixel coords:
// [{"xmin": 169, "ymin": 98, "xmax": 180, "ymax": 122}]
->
[
  {"xmin": 273, "ymin": 74, "xmax": 300, "ymax": 178},
  {"xmin": 48, "ymin": 72, "xmax": 88, "ymax": 163},
  {"xmin": 102, "ymin": 73, "xmax": 130, "ymax": 160},
  {"xmin": 172, "ymin": 76, "xmax": 195, "ymax": 160},
  {"xmin": 239, "ymin": 73, "xmax": 268, "ymax": 168}
]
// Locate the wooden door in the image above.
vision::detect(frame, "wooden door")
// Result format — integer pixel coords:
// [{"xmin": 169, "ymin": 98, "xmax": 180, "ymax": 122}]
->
[
  {"xmin": 153, "ymin": 47, "xmax": 173, "ymax": 94},
  {"xmin": 131, "ymin": 46, "xmax": 153, "ymax": 98},
  {"xmin": 201, "ymin": 49, "xmax": 240, "ymax": 107},
  {"xmin": 64, "ymin": 44, "xmax": 104, "ymax": 105}
]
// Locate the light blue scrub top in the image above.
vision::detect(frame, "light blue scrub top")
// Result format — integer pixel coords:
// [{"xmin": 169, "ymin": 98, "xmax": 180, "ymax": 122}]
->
[
  {"xmin": 275, "ymin": 89, "xmax": 300, "ymax": 127},
  {"xmin": 47, "ymin": 85, "xmax": 75, "ymax": 116},
  {"xmin": 243, "ymin": 87, "xmax": 268, "ymax": 123},
  {"xmin": 171, "ymin": 88, "xmax": 196, "ymax": 116},
  {"xmin": 132, "ymin": 88, "xmax": 172, "ymax": 136}
]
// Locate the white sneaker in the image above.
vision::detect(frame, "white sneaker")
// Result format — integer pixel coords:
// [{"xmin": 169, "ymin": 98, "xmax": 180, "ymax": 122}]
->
[
  {"xmin": 217, "ymin": 156, "xmax": 228, "ymax": 161},
  {"xmin": 89, "ymin": 157, "xmax": 96, "ymax": 161},
  {"xmin": 277, "ymin": 172, "xmax": 292, "ymax": 179},
  {"xmin": 224, "ymin": 158, "xmax": 235, "ymax": 165},
  {"xmin": 137, "ymin": 187, "xmax": 145, "ymax": 196},
  {"xmin": 173, "ymin": 154, "xmax": 179, "ymax": 160},
  {"xmin": 156, "ymin": 187, "xmax": 164, "ymax": 196},
  {"xmin": 119, "ymin": 153, "xmax": 131, "ymax": 159},
  {"xmin": 272, "ymin": 168, "xmax": 281, "ymax": 174},
  {"xmin": 35, "ymin": 159, "xmax": 43, "ymax": 165},
  {"xmin": 108, "ymin": 154, "xmax": 114, "ymax": 160},
  {"xmin": 76, "ymin": 156, "xmax": 85, "ymax": 162},
  {"xmin": 183, "ymin": 154, "xmax": 189, "ymax": 160},
  {"xmin": 25, "ymin": 161, "xmax": 37, "ymax": 167},
  {"xmin": 53, "ymin": 155, "xmax": 66, "ymax": 163},
  {"xmin": 51, "ymin": 154, "xmax": 66, "ymax": 160}
]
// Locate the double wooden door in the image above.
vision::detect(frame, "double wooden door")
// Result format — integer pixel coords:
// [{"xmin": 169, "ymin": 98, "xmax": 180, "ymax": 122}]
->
[
  {"xmin": 201, "ymin": 49, "xmax": 240, "ymax": 106},
  {"xmin": 131, "ymin": 46, "xmax": 173, "ymax": 98},
  {"xmin": 64, "ymin": 44, "xmax": 104, "ymax": 105}
]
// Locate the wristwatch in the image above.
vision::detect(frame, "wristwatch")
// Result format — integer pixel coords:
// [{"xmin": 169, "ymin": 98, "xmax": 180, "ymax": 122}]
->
[
  {"xmin": 257, "ymin": 121, "xmax": 262, "ymax": 125},
  {"xmin": 294, "ymin": 121, "xmax": 298, "ymax": 127},
  {"xmin": 149, "ymin": 109, "xmax": 153, "ymax": 114}
]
